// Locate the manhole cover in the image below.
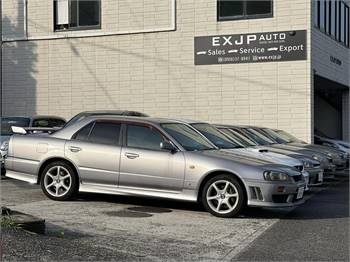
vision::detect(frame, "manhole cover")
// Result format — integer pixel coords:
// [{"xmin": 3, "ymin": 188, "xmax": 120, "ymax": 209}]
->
[
  {"xmin": 128, "ymin": 206, "xmax": 172, "ymax": 213},
  {"xmin": 102, "ymin": 210, "xmax": 153, "ymax": 218}
]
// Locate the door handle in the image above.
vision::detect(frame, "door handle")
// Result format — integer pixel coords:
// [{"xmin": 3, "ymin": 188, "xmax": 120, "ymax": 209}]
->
[
  {"xmin": 69, "ymin": 146, "xmax": 82, "ymax": 153},
  {"xmin": 125, "ymin": 152, "xmax": 139, "ymax": 159}
]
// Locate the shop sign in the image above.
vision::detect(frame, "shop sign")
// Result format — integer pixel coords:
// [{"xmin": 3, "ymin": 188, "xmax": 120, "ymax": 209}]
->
[{"xmin": 194, "ymin": 30, "xmax": 307, "ymax": 65}]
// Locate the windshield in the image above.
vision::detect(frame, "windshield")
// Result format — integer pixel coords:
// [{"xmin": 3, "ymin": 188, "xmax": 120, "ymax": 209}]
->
[
  {"xmin": 219, "ymin": 128, "xmax": 258, "ymax": 147},
  {"xmin": 260, "ymin": 128, "xmax": 290, "ymax": 144},
  {"xmin": 191, "ymin": 123, "xmax": 243, "ymax": 149},
  {"xmin": 275, "ymin": 130, "xmax": 303, "ymax": 143},
  {"xmin": 1, "ymin": 117, "xmax": 31, "ymax": 136},
  {"xmin": 239, "ymin": 128, "xmax": 275, "ymax": 146},
  {"xmin": 161, "ymin": 123, "xmax": 216, "ymax": 151}
]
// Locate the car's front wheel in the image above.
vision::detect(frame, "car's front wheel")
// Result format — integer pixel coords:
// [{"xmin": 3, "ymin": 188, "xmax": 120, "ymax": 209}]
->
[
  {"xmin": 202, "ymin": 174, "xmax": 245, "ymax": 218},
  {"xmin": 40, "ymin": 161, "xmax": 77, "ymax": 201}
]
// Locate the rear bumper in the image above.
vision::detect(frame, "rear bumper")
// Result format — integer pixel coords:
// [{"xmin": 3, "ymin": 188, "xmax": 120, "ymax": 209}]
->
[{"xmin": 245, "ymin": 179, "xmax": 306, "ymax": 208}]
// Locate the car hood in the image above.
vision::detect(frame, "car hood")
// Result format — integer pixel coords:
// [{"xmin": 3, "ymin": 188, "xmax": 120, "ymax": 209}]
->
[
  {"xmin": 198, "ymin": 149, "xmax": 300, "ymax": 175},
  {"xmin": 232, "ymin": 148, "xmax": 303, "ymax": 167},
  {"xmin": 288, "ymin": 143, "xmax": 343, "ymax": 156}
]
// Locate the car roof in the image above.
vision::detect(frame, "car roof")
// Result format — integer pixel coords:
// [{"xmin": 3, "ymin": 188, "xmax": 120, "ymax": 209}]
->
[
  {"xmin": 78, "ymin": 110, "xmax": 149, "ymax": 117},
  {"xmin": 82, "ymin": 115, "xmax": 188, "ymax": 125}
]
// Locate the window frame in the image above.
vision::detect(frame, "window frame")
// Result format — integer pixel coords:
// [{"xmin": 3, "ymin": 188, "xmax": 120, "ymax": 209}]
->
[
  {"xmin": 217, "ymin": 0, "xmax": 274, "ymax": 22},
  {"xmin": 72, "ymin": 120, "xmax": 122, "ymax": 146},
  {"xmin": 54, "ymin": 0, "xmax": 102, "ymax": 32}
]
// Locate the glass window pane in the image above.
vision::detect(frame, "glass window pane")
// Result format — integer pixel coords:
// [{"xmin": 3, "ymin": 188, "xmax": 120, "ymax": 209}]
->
[
  {"xmin": 161, "ymin": 123, "xmax": 215, "ymax": 151},
  {"xmin": 89, "ymin": 122, "xmax": 121, "ymax": 145},
  {"xmin": 74, "ymin": 122, "xmax": 93, "ymax": 141},
  {"xmin": 219, "ymin": 0, "xmax": 244, "ymax": 18},
  {"xmin": 78, "ymin": 0, "xmax": 100, "ymax": 27},
  {"xmin": 340, "ymin": 2, "xmax": 345, "ymax": 43},
  {"xmin": 331, "ymin": 0, "xmax": 336, "ymax": 36},
  {"xmin": 346, "ymin": 6, "xmax": 349, "ymax": 46},
  {"xmin": 325, "ymin": 0, "xmax": 330, "ymax": 33},
  {"xmin": 320, "ymin": 0, "xmax": 325, "ymax": 30},
  {"xmin": 127, "ymin": 125, "xmax": 164, "ymax": 151},
  {"xmin": 70, "ymin": 0, "xmax": 78, "ymax": 27},
  {"xmin": 246, "ymin": 1, "xmax": 272, "ymax": 15}
]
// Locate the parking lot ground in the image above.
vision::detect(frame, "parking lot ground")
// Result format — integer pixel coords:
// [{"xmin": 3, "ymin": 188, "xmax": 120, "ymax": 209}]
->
[
  {"xmin": 1, "ymin": 174, "xmax": 349, "ymax": 261},
  {"xmin": 235, "ymin": 175, "xmax": 349, "ymax": 261}
]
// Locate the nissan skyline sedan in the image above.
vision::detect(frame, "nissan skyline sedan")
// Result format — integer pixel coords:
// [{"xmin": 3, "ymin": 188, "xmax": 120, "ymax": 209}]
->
[{"xmin": 5, "ymin": 116, "xmax": 306, "ymax": 218}]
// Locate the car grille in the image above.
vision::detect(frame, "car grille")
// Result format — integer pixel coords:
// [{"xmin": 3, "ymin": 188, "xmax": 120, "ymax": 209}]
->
[
  {"xmin": 294, "ymin": 165, "xmax": 304, "ymax": 172},
  {"xmin": 313, "ymin": 163, "xmax": 321, "ymax": 168},
  {"xmin": 292, "ymin": 175, "xmax": 303, "ymax": 182}
]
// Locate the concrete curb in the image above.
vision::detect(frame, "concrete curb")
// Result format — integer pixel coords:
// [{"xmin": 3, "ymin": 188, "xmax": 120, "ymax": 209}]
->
[{"xmin": 1, "ymin": 207, "xmax": 46, "ymax": 234}]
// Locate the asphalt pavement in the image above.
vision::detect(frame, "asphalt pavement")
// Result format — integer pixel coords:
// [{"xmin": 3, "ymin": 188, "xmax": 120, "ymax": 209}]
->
[
  {"xmin": 235, "ymin": 177, "xmax": 349, "ymax": 261},
  {"xmin": 1, "ymin": 174, "xmax": 349, "ymax": 261}
]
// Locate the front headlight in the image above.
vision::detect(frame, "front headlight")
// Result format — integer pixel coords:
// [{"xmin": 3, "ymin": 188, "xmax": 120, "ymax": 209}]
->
[
  {"xmin": 312, "ymin": 155, "xmax": 319, "ymax": 161},
  {"xmin": 263, "ymin": 171, "xmax": 291, "ymax": 181},
  {"xmin": 303, "ymin": 161, "xmax": 313, "ymax": 168},
  {"xmin": 0, "ymin": 141, "xmax": 9, "ymax": 152},
  {"xmin": 327, "ymin": 153, "xmax": 333, "ymax": 158}
]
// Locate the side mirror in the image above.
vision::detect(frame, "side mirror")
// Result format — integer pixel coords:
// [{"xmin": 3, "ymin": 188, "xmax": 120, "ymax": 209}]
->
[
  {"xmin": 160, "ymin": 141, "xmax": 177, "ymax": 153},
  {"xmin": 11, "ymin": 126, "xmax": 27, "ymax": 135}
]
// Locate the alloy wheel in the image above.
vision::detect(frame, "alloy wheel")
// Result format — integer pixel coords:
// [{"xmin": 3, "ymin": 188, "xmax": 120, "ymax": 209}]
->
[
  {"xmin": 44, "ymin": 166, "xmax": 72, "ymax": 197},
  {"xmin": 206, "ymin": 180, "xmax": 239, "ymax": 214}
]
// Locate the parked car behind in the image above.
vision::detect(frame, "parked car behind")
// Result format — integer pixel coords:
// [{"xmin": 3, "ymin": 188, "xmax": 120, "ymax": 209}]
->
[
  {"xmin": 1, "ymin": 116, "xmax": 66, "ymax": 175},
  {"xmin": 5, "ymin": 116, "xmax": 306, "ymax": 218},
  {"xmin": 215, "ymin": 125, "xmax": 324, "ymax": 186},
  {"xmin": 175, "ymin": 120, "xmax": 312, "ymax": 190},
  {"xmin": 252, "ymin": 127, "xmax": 348, "ymax": 170}
]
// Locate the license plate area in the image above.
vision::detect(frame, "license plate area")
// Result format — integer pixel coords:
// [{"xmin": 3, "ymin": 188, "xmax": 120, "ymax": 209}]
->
[
  {"xmin": 318, "ymin": 172, "xmax": 324, "ymax": 182},
  {"xmin": 296, "ymin": 187, "xmax": 304, "ymax": 199}
]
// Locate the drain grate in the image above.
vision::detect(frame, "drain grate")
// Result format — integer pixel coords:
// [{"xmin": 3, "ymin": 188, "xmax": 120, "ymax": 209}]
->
[
  {"xmin": 128, "ymin": 206, "xmax": 172, "ymax": 214},
  {"xmin": 102, "ymin": 210, "xmax": 153, "ymax": 218}
]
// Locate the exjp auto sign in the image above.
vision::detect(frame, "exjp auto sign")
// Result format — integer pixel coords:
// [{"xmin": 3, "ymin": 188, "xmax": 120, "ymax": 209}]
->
[{"xmin": 194, "ymin": 30, "xmax": 307, "ymax": 65}]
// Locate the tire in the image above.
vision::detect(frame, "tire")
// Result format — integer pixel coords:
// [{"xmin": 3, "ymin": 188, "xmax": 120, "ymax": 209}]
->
[
  {"xmin": 201, "ymin": 174, "xmax": 246, "ymax": 218},
  {"xmin": 40, "ymin": 161, "xmax": 78, "ymax": 201}
]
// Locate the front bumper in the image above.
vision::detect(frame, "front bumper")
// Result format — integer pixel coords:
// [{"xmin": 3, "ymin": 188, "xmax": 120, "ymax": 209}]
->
[
  {"xmin": 245, "ymin": 179, "xmax": 306, "ymax": 208},
  {"xmin": 305, "ymin": 168, "xmax": 324, "ymax": 186}
]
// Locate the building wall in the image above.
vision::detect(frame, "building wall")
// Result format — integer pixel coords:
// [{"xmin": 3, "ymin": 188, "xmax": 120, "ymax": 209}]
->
[
  {"xmin": 311, "ymin": 1, "xmax": 350, "ymax": 141},
  {"xmin": 2, "ymin": 0, "xmax": 313, "ymax": 141}
]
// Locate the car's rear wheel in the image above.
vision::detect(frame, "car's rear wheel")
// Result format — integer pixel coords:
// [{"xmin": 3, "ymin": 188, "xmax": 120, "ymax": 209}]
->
[
  {"xmin": 202, "ymin": 174, "xmax": 245, "ymax": 218},
  {"xmin": 40, "ymin": 161, "xmax": 77, "ymax": 201}
]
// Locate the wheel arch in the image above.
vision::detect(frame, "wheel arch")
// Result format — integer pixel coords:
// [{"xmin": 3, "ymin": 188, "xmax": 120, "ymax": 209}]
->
[
  {"xmin": 37, "ymin": 157, "xmax": 80, "ymax": 185},
  {"xmin": 197, "ymin": 170, "xmax": 248, "ymax": 203}
]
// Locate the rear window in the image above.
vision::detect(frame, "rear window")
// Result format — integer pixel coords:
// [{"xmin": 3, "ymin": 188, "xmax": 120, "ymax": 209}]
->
[
  {"xmin": 32, "ymin": 118, "xmax": 66, "ymax": 128},
  {"xmin": 1, "ymin": 117, "xmax": 30, "ymax": 136}
]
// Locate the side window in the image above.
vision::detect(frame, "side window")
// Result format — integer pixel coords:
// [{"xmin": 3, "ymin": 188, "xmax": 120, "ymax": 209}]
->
[
  {"xmin": 89, "ymin": 122, "xmax": 121, "ymax": 145},
  {"xmin": 73, "ymin": 122, "xmax": 94, "ymax": 141},
  {"xmin": 127, "ymin": 125, "xmax": 165, "ymax": 151}
]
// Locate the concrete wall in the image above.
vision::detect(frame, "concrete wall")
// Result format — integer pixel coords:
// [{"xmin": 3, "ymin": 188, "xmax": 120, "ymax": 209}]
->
[{"xmin": 2, "ymin": 0, "xmax": 313, "ymax": 141}]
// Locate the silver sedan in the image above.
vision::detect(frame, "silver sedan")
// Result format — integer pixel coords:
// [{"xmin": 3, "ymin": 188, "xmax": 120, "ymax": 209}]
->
[{"xmin": 5, "ymin": 117, "xmax": 306, "ymax": 218}]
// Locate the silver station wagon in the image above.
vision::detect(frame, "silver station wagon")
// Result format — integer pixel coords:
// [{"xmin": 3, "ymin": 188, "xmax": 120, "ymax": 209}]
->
[{"xmin": 5, "ymin": 117, "xmax": 306, "ymax": 217}]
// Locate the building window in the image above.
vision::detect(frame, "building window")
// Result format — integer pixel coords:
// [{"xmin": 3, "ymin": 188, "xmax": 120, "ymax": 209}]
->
[
  {"xmin": 218, "ymin": 0, "xmax": 273, "ymax": 21},
  {"xmin": 315, "ymin": 0, "xmax": 349, "ymax": 48},
  {"xmin": 54, "ymin": 0, "xmax": 101, "ymax": 31}
]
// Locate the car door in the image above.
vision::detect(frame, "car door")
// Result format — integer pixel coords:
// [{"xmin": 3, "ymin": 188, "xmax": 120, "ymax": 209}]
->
[
  {"xmin": 65, "ymin": 120, "xmax": 122, "ymax": 185},
  {"xmin": 119, "ymin": 123, "xmax": 185, "ymax": 192}
]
